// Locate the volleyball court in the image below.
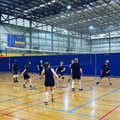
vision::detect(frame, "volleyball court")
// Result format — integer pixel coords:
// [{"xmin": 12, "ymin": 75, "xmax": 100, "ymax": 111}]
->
[{"xmin": 0, "ymin": 47, "xmax": 120, "ymax": 120}]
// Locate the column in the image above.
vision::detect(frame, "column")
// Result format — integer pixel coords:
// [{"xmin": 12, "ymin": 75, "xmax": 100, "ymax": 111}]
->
[{"xmin": 51, "ymin": 26, "xmax": 53, "ymax": 51}]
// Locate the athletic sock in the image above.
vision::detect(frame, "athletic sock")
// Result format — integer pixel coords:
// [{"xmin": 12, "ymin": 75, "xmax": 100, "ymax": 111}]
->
[
  {"xmin": 79, "ymin": 86, "xmax": 81, "ymax": 89},
  {"xmin": 72, "ymin": 81, "xmax": 74, "ymax": 88}
]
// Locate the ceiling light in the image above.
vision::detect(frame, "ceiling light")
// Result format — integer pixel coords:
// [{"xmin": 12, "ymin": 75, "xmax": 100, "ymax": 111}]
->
[
  {"xmin": 67, "ymin": 5, "xmax": 71, "ymax": 9},
  {"xmin": 89, "ymin": 26, "xmax": 93, "ymax": 29}
]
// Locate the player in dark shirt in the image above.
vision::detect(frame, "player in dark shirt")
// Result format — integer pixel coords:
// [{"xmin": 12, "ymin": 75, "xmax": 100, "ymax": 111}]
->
[
  {"xmin": 68, "ymin": 60, "xmax": 74, "ymax": 82},
  {"xmin": 37, "ymin": 60, "xmax": 44, "ymax": 79},
  {"xmin": 20, "ymin": 61, "xmax": 34, "ymax": 90},
  {"xmin": 96, "ymin": 60, "xmax": 112, "ymax": 85},
  {"xmin": 40, "ymin": 62, "xmax": 62, "ymax": 105},
  {"xmin": 12, "ymin": 60, "xmax": 19, "ymax": 83},
  {"xmin": 71, "ymin": 58, "xmax": 83, "ymax": 91},
  {"xmin": 56, "ymin": 61, "xmax": 65, "ymax": 82}
]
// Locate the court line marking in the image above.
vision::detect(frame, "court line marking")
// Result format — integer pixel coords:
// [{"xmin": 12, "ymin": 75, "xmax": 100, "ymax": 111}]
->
[
  {"xmin": 32, "ymin": 105, "xmax": 109, "ymax": 120},
  {"xmin": 34, "ymin": 84, "xmax": 93, "ymax": 92},
  {"xmin": 0, "ymin": 92, "xmax": 64, "ymax": 112},
  {"xmin": 69, "ymin": 87, "xmax": 120, "ymax": 112},
  {"xmin": 0, "ymin": 95, "xmax": 63, "ymax": 119},
  {"xmin": 0, "ymin": 97, "xmax": 43, "ymax": 112},
  {"xmin": 72, "ymin": 95, "xmax": 120, "ymax": 103},
  {"xmin": 0, "ymin": 113, "xmax": 25, "ymax": 120},
  {"xmin": 71, "ymin": 112, "xmax": 110, "ymax": 120},
  {"xmin": 0, "ymin": 96, "xmax": 109, "ymax": 120},
  {"xmin": 99, "ymin": 104, "xmax": 120, "ymax": 120},
  {"xmin": 0, "ymin": 90, "xmax": 42, "ymax": 103},
  {"xmin": 0, "ymin": 78, "xmax": 117, "ymax": 120}
]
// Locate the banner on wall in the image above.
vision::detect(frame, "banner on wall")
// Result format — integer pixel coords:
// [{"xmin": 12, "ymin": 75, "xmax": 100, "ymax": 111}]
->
[{"xmin": 8, "ymin": 34, "xmax": 26, "ymax": 48}]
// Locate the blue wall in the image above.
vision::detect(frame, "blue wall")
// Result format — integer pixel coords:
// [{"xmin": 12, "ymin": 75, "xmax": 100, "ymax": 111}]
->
[{"xmin": 0, "ymin": 53, "xmax": 120, "ymax": 77}]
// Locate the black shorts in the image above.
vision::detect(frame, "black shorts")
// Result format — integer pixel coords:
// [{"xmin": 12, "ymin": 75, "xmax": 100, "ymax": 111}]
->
[
  {"xmin": 72, "ymin": 74, "xmax": 81, "ymax": 79},
  {"xmin": 23, "ymin": 74, "xmax": 30, "ymax": 80},
  {"xmin": 45, "ymin": 80, "xmax": 55, "ymax": 87},
  {"xmin": 58, "ymin": 72, "xmax": 63, "ymax": 76},
  {"xmin": 100, "ymin": 73, "xmax": 110, "ymax": 79},
  {"xmin": 13, "ymin": 70, "xmax": 18, "ymax": 75}
]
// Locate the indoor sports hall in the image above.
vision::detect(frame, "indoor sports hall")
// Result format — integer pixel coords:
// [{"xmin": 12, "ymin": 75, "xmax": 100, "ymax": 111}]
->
[{"xmin": 0, "ymin": 0, "xmax": 120, "ymax": 120}]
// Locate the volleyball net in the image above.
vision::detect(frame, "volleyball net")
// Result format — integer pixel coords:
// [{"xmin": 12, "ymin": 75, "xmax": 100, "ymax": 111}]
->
[
  {"xmin": 5, "ymin": 47, "xmax": 90, "ymax": 56},
  {"xmin": 0, "ymin": 47, "xmax": 92, "ymax": 76}
]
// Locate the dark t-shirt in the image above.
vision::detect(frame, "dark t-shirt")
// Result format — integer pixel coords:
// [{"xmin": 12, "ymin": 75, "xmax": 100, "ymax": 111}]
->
[
  {"xmin": 12, "ymin": 63, "xmax": 18, "ymax": 70},
  {"xmin": 24, "ymin": 65, "xmax": 29, "ymax": 74},
  {"xmin": 38, "ymin": 63, "xmax": 43, "ymax": 71},
  {"xmin": 101, "ymin": 64, "xmax": 111, "ymax": 73},
  {"xmin": 57, "ymin": 66, "xmax": 64, "ymax": 72},
  {"xmin": 71, "ymin": 63, "xmax": 81, "ymax": 75},
  {"xmin": 45, "ymin": 68, "xmax": 54, "ymax": 82}
]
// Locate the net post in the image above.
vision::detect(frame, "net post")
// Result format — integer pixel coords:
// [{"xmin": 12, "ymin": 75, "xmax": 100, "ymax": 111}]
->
[
  {"xmin": 5, "ymin": 47, "xmax": 7, "ymax": 57},
  {"xmin": 95, "ymin": 52, "xmax": 97, "ymax": 80}
]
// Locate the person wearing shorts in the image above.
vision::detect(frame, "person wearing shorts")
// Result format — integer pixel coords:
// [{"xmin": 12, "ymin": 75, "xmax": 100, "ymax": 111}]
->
[
  {"xmin": 71, "ymin": 58, "xmax": 83, "ymax": 91},
  {"xmin": 56, "ymin": 61, "xmax": 65, "ymax": 82},
  {"xmin": 37, "ymin": 60, "xmax": 44, "ymax": 79},
  {"xmin": 12, "ymin": 60, "xmax": 19, "ymax": 83},
  {"xmin": 40, "ymin": 62, "xmax": 62, "ymax": 105},
  {"xmin": 96, "ymin": 60, "xmax": 112, "ymax": 85},
  {"xmin": 68, "ymin": 60, "xmax": 74, "ymax": 82},
  {"xmin": 20, "ymin": 61, "xmax": 34, "ymax": 90}
]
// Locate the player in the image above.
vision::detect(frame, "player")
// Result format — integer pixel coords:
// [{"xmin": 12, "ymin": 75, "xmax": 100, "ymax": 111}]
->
[
  {"xmin": 39, "ymin": 62, "xmax": 62, "ymax": 105},
  {"xmin": 12, "ymin": 60, "xmax": 19, "ymax": 83},
  {"xmin": 56, "ymin": 61, "xmax": 65, "ymax": 82},
  {"xmin": 20, "ymin": 61, "xmax": 34, "ymax": 90},
  {"xmin": 37, "ymin": 60, "xmax": 44, "ymax": 79},
  {"xmin": 71, "ymin": 58, "xmax": 83, "ymax": 91},
  {"xmin": 68, "ymin": 60, "xmax": 74, "ymax": 82},
  {"xmin": 96, "ymin": 60, "xmax": 112, "ymax": 85}
]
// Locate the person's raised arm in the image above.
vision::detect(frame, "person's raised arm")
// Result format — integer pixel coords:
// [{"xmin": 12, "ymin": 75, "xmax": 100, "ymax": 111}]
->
[{"xmin": 51, "ymin": 68, "xmax": 62, "ymax": 82}]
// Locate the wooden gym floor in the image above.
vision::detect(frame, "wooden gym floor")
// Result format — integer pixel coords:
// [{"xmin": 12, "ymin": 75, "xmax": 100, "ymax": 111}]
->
[{"xmin": 0, "ymin": 72, "xmax": 120, "ymax": 120}]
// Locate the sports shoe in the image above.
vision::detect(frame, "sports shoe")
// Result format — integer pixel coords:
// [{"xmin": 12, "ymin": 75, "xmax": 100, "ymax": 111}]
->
[
  {"xmin": 72, "ymin": 88, "xmax": 75, "ymax": 91},
  {"xmin": 110, "ymin": 83, "xmax": 112, "ymax": 86},
  {"xmin": 62, "ymin": 80, "xmax": 64, "ymax": 82},
  {"xmin": 96, "ymin": 82, "xmax": 100, "ymax": 84},
  {"xmin": 23, "ymin": 85, "xmax": 27, "ymax": 88},
  {"xmin": 14, "ymin": 80, "xmax": 16, "ymax": 83},
  {"xmin": 51, "ymin": 98, "xmax": 54, "ymax": 102},
  {"xmin": 79, "ymin": 88, "xmax": 83, "ymax": 91},
  {"xmin": 45, "ymin": 102, "xmax": 48, "ymax": 105},
  {"xmin": 16, "ymin": 80, "xmax": 19, "ymax": 82},
  {"xmin": 30, "ymin": 87, "xmax": 34, "ymax": 90},
  {"xmin": 68, "ymin": 79, "xmax": 70, "ymax": 82}
]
